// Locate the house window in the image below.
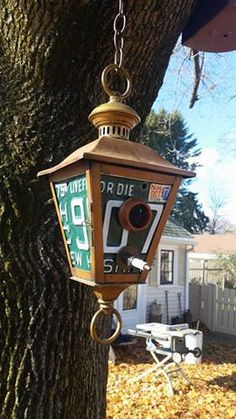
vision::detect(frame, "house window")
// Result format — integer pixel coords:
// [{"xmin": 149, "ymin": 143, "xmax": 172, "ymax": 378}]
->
[
  {"xmin": 160, "ymin": 250, "xmax": 174, "ymax": 285},
  {"xmin": 123, "ymin": 285, "xmax": 137, "ymax": 310}
]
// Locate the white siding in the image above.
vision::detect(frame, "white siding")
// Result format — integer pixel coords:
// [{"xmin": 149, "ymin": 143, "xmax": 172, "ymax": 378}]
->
[
  {"xmin": 150, "ymin": 242, "xmax": 187, "ymax": 287},
  {"xmin": 178, "ymin": 246, "xmax": 186, "ymax": 286},
  {"xmin": 146, "ymin": 284, "xmax": 186, "ymax": 324},
  {"xmin": 146, "ymin": 241, "xmax": 188, "ymax": 324}
]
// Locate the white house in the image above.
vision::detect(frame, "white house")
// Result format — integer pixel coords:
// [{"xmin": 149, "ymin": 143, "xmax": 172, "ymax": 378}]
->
[{"xmin": 115, "ymin": 221, "xmax": 195, "ymax": 332}]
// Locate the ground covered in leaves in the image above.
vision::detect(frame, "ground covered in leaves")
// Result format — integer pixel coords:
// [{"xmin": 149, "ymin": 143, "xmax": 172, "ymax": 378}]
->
[{"xmin": 107, "ymin": 337, "xmax": 236, "ymax": 418}]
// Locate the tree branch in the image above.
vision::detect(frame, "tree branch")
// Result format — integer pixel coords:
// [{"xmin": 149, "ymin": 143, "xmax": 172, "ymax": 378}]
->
[{"xmin": 189, "ymin": 49, "xmax": 205, "ymax": 109}]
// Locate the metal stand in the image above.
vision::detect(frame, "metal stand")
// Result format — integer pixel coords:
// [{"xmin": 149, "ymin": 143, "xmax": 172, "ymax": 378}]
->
[
  {"xmin": 133, "ymin": 338, "xmax": 190, "ymax": 396},
  {"xmin": 128, "ymin": 327, "xmax": 192, "ymax": 396}
]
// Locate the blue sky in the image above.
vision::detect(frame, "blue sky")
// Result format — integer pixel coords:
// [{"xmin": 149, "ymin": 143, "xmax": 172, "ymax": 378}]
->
[{"xmin": 153, "ymin": 48, "xmax": 236, "ymax": 227}]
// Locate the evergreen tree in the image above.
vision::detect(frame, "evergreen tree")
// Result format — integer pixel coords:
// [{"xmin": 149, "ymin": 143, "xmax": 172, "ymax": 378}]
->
[
  {"xmin": 172, "ymin": 189, "xmax": 209, "ymax": 234},
  {"xmin": 141, "ymin": 109, "xmax": 209, "ymax": 233}
]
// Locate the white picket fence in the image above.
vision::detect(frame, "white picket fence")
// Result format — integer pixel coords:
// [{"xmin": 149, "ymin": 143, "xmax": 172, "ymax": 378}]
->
[{"xmin": 189, "ymin": 283, "xmax": 236, "ymax": 336}]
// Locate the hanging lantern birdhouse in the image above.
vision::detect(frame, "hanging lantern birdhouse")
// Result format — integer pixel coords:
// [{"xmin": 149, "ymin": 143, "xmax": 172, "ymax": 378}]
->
[
  {"xmin": 38, "ymin": 64, "xmax": 195, "ymax": 344},
  {"xmin": 38, "ymin": 0, "xmax": 195, "ymax": 344},
  {"xmin": 182, "ymin": 0, "xmax": 236, "ymax": 52}
]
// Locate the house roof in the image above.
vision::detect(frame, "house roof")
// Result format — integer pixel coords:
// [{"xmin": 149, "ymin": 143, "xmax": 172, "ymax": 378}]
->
[
  {"xmin": 192, "ymin": 234, "xmax": 236, "ymax": 255},
  {"xmin": 163, "ymin": 221, "xmax": 193, "ymax": 240}
]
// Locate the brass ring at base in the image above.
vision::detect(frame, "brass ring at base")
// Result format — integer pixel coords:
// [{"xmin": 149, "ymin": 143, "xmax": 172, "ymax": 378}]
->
[
  {"xmin": 101, "ymin": 64, "xmax": 132, "ymax": 99},
  {"xmin": 90, "ymin": 308, "xmax": 122, "ymax": 345}
]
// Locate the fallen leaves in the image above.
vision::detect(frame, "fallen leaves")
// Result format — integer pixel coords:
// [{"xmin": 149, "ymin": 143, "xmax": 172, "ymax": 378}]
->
[{"xmin": 107, "ymin": 338, "xmax": 236, "ymax": 418}]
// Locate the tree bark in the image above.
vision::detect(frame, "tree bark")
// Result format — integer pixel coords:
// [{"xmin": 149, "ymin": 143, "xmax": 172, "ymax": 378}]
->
[{"xmin": 0, "ymin": 1, "xmax": 196, "ymax": 417}]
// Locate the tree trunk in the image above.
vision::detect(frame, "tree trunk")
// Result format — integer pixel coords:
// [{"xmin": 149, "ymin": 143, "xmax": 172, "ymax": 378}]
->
[{"xmin": 0, "ymin": 1, "xmax": 196, "ymax": 417}]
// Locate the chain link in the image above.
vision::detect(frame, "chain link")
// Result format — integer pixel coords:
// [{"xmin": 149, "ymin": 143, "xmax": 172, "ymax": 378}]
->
[{"xmin": 113, "ymin": 0, "xmax": 126, "ymax": 68}]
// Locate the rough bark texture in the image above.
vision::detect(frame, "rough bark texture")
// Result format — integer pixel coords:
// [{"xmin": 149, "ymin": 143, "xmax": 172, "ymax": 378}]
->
[{"xmin": 0, "ymin": 1, "xmax": 196, "ymax": 418}]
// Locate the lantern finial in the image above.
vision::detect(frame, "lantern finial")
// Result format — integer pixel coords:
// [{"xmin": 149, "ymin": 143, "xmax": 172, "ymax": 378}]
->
[{"xmin": 88, "ymin": 64, "xmax": 141, "ymax": 140}]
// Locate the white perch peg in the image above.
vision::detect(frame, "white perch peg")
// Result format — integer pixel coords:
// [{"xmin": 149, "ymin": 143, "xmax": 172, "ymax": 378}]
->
[{"xmin": 128, "ymin": 257, "xmax": 151, "ymax": 272}]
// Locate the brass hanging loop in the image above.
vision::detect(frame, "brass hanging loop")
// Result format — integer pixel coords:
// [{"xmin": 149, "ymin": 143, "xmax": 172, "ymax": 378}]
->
[
  {"xmin": 101, "ymin": 64, "xmax": 132, "ymax": 100},
  {"xmin": 90, "ymin": 301, "xmax": 122, "ymax": 345}
]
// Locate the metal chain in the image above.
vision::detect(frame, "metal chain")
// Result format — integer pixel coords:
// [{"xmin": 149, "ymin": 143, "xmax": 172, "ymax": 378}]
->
[{"xmin": 113, "ymin": 0, "xmax": 126, "ymax": 68}]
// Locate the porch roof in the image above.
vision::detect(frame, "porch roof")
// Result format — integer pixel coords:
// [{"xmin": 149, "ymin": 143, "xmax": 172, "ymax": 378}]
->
[{"xmin": 162, "ymin": 221, "xmax": 193, "ymax": 241}]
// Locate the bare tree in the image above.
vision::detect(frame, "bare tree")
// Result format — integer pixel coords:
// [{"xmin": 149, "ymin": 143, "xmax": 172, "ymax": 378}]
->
[
  {"xmin": 218, "ymin": 131, "xmax": 236, "ymax": 158},
  {"xmin": 206, "ymin": 186, "xmax": 232, "ymax": 234},
  {"xmin": 160, "ymin": 41, "xmax": 236, "ymax": 110}
]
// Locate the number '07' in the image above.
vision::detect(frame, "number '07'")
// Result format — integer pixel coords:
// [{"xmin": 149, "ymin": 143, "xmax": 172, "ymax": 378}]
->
[{"xmin": 103, "ymin": 200, "xmax": 164, "ymax": 253}]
